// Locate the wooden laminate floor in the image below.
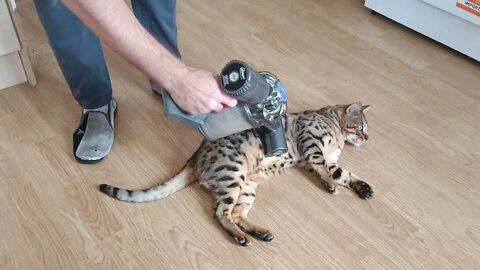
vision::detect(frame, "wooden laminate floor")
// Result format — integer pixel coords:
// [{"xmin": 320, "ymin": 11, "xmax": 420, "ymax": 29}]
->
[{"xmin": 1, "ymin": 0, "xmax": 479, "ymax": 269}]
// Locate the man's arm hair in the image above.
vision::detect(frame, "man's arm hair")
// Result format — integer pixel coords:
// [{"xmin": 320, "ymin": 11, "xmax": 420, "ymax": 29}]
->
[{"xmin": 61, "ymin": 0, "xmax": 186, "ymax": 90}]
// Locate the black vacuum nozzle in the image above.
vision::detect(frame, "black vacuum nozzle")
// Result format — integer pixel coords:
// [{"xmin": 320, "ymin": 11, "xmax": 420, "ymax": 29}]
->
[{"xmin": 220, "ymin": 60, "xmax": 272, "ymax": 104}]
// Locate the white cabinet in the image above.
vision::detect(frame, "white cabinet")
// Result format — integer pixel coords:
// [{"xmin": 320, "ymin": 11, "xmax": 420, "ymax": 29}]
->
[
  {"xmin": 0, "ymin": 0, "xmax": 36, "ymax": 91},
  {"xmin": 365, "ymin": 0, "xmax": 480, "ymax": 62},
  {"xmin": 0, "ymin": 0, "xmax": 20, "ymax": 54}
]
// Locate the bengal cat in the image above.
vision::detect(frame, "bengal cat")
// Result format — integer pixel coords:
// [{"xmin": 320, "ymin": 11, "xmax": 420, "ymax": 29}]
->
[{"xmin": 100, "ymin": 102, "xmax": 373, "ymax": 246}]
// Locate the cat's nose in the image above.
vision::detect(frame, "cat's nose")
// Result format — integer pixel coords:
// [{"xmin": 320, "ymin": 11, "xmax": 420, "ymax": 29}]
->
[{"xmin": 363, "ymin": 134, "xmax": 369, "ymax": 140}]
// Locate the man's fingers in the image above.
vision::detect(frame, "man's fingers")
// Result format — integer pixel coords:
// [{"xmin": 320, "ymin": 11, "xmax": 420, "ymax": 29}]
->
[
  {"xmin": 212, "ymin": 103, "xmax": 224, "ymax": 113},
  {"xmin": 219, "ymin": 93, "xmax": 238, "ymax": 108}
]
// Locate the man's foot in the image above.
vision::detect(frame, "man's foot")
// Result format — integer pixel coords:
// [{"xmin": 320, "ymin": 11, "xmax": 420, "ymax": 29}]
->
[{"xmin": 73, "ymin": 98, "xmax": 117, "ymax": 164}]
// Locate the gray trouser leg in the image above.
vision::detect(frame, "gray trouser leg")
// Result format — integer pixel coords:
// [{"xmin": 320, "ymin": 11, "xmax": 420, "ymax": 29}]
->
[
  {"xmin": 33, "ymin": 0, "xmax": 113, "ymax": 109},
  {"xmin": 131, "ymin": 0, "xmax": 181, "ymax": 58}
]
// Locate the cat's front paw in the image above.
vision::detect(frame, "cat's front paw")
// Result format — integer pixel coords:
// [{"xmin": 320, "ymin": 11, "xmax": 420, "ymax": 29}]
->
[{"xmin": 352, "ymin": 181, "xmax": 373, "ymax": 200}]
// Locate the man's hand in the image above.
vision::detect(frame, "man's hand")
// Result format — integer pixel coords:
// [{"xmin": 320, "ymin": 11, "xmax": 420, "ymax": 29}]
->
[{"xmin": 167, "ymin": 67, "xmax": 237, "ymax": 114}]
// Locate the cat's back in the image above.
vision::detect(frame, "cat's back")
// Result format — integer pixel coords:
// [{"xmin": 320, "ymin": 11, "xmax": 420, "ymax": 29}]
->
[{"xmin": 192, "ymin": 130, "xmax": 265, "ymax": 181}]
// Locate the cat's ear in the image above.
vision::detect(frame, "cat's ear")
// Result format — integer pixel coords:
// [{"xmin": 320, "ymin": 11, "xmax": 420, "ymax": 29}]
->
[
  {"xmin": 361, "ymin": 105, "xmax": 370, "ymax": 113},
  {"xmin": 346, "ymin": 102, "xmax": 362, "ymax": 114}
]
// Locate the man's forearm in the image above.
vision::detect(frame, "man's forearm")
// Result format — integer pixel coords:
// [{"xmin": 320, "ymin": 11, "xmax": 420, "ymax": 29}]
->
[
  {"xmin": 61, "ymin": 0, "xmax": 186, "ymax": 90},
  {"xmin": 59, "ymin": 0, "xmax": 237, "ymax": 115}
]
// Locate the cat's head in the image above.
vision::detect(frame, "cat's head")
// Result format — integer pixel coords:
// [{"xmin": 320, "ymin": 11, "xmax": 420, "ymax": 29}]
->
[{"xmin": 340, "ymin": 102, "xmax": 370, "ymax": 146}]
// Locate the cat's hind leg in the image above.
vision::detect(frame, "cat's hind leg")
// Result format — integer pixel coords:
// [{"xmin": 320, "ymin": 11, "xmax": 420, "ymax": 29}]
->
[
  {"xmin": 231, "ymin": 180, "xmax": 274, "ymax": 242},
  {"xmin": 213, "ymin": 174, "xmax": 253, "ymax": 246}
]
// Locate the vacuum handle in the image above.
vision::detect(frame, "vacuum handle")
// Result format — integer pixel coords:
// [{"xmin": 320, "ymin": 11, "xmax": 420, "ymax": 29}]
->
[
  {"xmin": 159, "ymin": 59, "xmax": 268, "ymax": 128},
  {"xmin": 155, "ymin": 86, "xmax": 207, "ymax": 128}
]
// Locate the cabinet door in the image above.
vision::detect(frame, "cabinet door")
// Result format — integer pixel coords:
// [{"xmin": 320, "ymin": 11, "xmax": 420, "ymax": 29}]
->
[
  {"xmin": 0, "ymin": 0, "xmax": 21, "ymax": 56},
  {"xmin": 0, "ymin": 52, "xmax": 27, "ymax": 90}
]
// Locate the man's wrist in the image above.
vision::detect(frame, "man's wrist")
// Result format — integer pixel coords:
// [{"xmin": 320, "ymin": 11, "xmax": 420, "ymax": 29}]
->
[{"xmin": 158, "ymin": 59, "xmax": 188, "ymax": 93}]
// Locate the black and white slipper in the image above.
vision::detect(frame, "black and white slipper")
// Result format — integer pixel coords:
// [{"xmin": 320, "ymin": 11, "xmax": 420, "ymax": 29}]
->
[{"xmin": 73, "ymin": 98, "xmax": 117, "ymax": 164}]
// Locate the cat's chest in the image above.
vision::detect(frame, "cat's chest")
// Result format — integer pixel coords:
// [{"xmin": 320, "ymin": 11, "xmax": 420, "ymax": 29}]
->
[
  {"xmin": 259, "ymin": 156, "xmax": 282, "ymax": 168},
  {"xmin": 322, "ymin": 140, "xmax": 344, "ymax": 163}
]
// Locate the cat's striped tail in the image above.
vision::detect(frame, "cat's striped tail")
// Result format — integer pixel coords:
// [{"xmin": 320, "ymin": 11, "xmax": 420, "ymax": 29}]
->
[{"xmin": 99, "ymin": 162, "xmax": 196, "ymax": 203}]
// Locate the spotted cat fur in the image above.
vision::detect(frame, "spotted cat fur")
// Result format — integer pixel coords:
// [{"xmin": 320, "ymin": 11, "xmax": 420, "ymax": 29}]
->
[{"xmin": 100, "ymin": 102, "xmax": 373, "ymax": 246}]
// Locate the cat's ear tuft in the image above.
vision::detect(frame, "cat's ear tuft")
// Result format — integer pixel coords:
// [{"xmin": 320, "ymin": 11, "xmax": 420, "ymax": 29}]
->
[
  {"xmin": 346, "ymin": 102, "xmax": 362, "ymax": 114},
  {"xmin": 361, "ymin": 105, "xmax": 370, "ymax": 113}
]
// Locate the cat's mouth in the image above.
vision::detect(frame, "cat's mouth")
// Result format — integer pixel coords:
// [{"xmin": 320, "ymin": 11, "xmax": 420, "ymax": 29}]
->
[{"xmin": 346, "ymin": 136, "xmax": 365, "ymax": 146}]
